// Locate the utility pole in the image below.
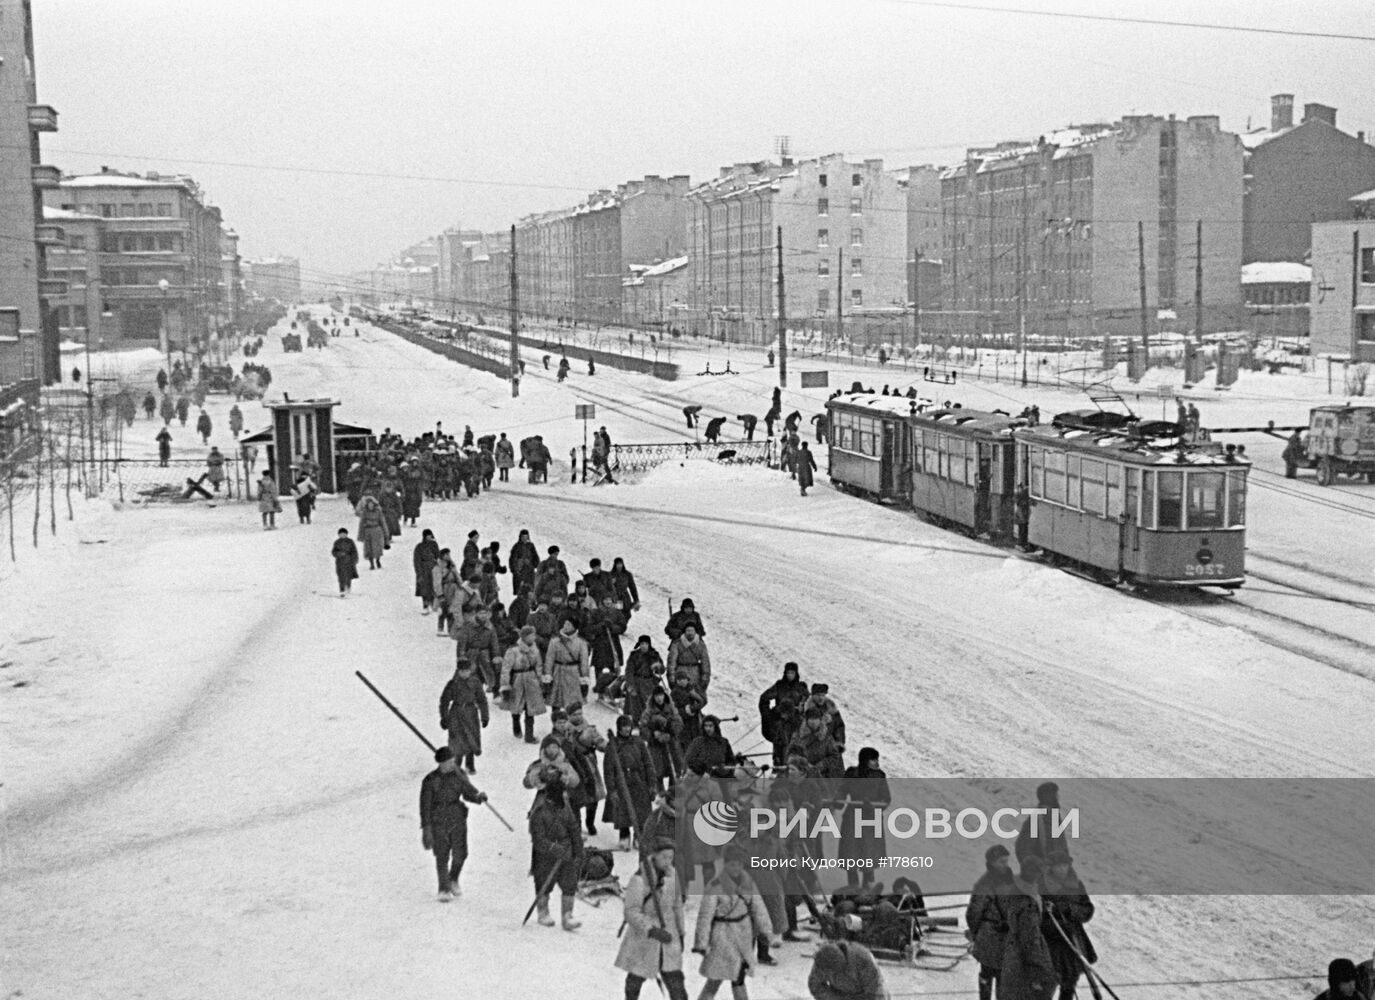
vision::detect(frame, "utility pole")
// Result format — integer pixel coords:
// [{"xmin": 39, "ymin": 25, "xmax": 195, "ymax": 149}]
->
[
  {"xmin": 1137, "ymin": 221, "xmax": 1150, "ymax": 362},
  {"xmin": 836, "ymin": 247, "xmax": 844, "ymax": 347},
  {"xmin": 1194, "ymin": 219, "xmax": 1203, "ymax": 345},
  {"xmin": 912, "ymin": 250, "xmax": 922, "ymax": 353},
  {"xmin": 508, "ymin": 225, "xmax": 519, "ymax": 397},
  {"xmin": 775, "ymin": 226, "xmax": 787, "ymax": 387}
]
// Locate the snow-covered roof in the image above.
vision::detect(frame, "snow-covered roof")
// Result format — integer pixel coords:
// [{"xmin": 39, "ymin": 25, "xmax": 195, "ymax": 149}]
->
[
  {"xmin": 828, "ymin": 391, "xmax": 937, "ymax": 416},
  {"xmin": 1242, "ymin": 262, "xmax": 1311, "ymax": 285},
  {"xmin": 641, "ymin": 256, "xmax": 688, "ymax": 278},
  {"xmin": 61, "ymin": 174, "xmax": 186, "ymax": 189},
  {"xmin": 943, "ymin": 123, "xmax": 1120, "ymax": 179},
  {"xmin": 1349, "ymin": 188, "xmax": 1375, "ymax": 204},
  {"xmin": 1240, "ymin": 127, "xmax": 1289, "ymax": 150}
]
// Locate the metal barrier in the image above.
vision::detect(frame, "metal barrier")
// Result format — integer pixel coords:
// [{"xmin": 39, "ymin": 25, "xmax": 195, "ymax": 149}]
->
[
  {"xmin": 96, "ymin": 457, "xmax": 251, "ymax": 503},
  {"xmin": 609, "ymin": 438, "xmax": 773, "ymax": 473}
]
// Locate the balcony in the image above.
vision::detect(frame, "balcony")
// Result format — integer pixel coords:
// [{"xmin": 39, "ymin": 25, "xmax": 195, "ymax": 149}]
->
[
  {"xmin": 27, "ymin": 104, "xmax": 58, "ymax": 132},
  {"xmin": 35, "ymin": 224, "xmax": 65, "ymax": 246},
  {"xmin": 31, "ymin": 164, "xmax": 61, "ymax": 188},
  {"xmin": 38, "ymin": 278, "xmax": 69, "ymax": 297}
]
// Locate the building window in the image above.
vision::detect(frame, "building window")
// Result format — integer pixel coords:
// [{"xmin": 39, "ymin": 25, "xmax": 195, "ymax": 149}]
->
[
  {"xmin": 137, "ymin": 202, "xmax": 152, "ymax": 216},
  {"xmin": 140, "ymin": 235, "xmax": 156, "ymax": 252},
  {"xmin": 850, "ymin": 197, "xmax": 862, "ymax": 215},
  {"xmin": 851, "ymin": 228, "xmax": 863, "ymax": 247},
  {"xmin": 119, "ymin": 203, "xmax": 135, "ymax": 218},
  {"xmin": 99, "ymin": 204, "xmax": 115, "ymax": 218},
  {"xmin": 851, "ymin": 288, "xmax": 863, "ymax": 306},
  {"xmin": 158, "ymin": 234, "xmax": 176, "ymax": 251},
  {"xmin": 68, "ymin": 235, "xmax": 85, "ymax": 250},
  {"xmin": 156, "ymin": 203, "xmax": 172, "ymax": 217},
  {"xmin": 818, "ymin": 259, "xmax": 830, "ymax": 276},
  {"xmin": 818, "ymin": 289, "xmax": 830, "ymax": 311},
  {"xmin": 818, "ymin": 229, "xmax": 829, "ymax": 247},
  {"xmin": 851, "ymin": 258, "xmax": 862, "ymax": 276},
  {"xmin": 100, "ymin": 233, "xmax": 118, "ymax": 253},
  {"xmin": 852, "ymin": 173, "xmax": 862, "ymax": 186},
  {"xmin": 818, "ymin": 198, "xmax": 829, "ymax": 216},
  {"xmin": 1362, "ymin": 247, "xmax": 1375, "ymax": 284},
  {"xmin": 818, "ymin": 174, "xmax": 828, "ymax": 188}
]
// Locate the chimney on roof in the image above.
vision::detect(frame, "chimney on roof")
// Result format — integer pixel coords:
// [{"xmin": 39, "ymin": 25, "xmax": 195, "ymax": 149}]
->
[
  {"xmin": 1303, "ymin": 102, "xmax": 1336, "ymax": 127},
  {"xmin": 1271, "ymin": 94, "xmax": 1294, "ymax": 131}
]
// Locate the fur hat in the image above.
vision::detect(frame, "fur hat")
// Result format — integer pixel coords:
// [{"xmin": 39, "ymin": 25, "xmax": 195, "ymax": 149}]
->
[
  {"xmin": 550, "ymin": 709, "xmax": 568, "ymax": 723},
  {"xmin": 651, "ymin": 836, "xmax": 676, "ymax": 855},
  {"xmin": 434, "ymin": 747, "xmax": 454, "ymax": 763},
  {"xmin": 985, "ymin": 844, "xmax": 1011, "ymax": 865},
  {"xmin": 810, "ymin": 682, "xmax": 829, "ymax": 695},
  {"xmin": 519, "ymin": 624, "xmax": 536, "ymax": 638}
]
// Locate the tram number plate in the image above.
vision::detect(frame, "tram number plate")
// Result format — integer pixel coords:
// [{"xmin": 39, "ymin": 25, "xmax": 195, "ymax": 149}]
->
[{"xmin": 1184, "ymin": 563, "xmax": 1227, "ymax": 578}]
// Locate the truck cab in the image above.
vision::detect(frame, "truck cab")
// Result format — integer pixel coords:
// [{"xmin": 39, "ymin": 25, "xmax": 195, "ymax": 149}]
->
[{"xmin": 1306, "ymin": 404, "xmax": 1375, "ymax": 485}]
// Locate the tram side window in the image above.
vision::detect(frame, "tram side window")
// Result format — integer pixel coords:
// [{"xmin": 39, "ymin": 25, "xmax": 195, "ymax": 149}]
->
[
  {"xmin": 1140, "ymin": 470, "xmax": 1155, "ymax": 528},
  {"xmin": 1081, "ymin": 459, "xmax": 1106, "ymax": 516},
  {"xmin": 1043, "ymin": 450, "xmax": 1066, "ymax": 504},
  {"xmin": 1226, "ymin": 470, "xmax": 1247, "ymax": 526},
  {"xmin": 1065, "ymin": 455, "xmax": 1082, "ymax": 510},
  {"xmin": 1187, "ymin": 471, "xmax": 1225, "ymax": 529},
  {"xmin": 1125, "ymin": 467, "xmax": 1138, "ymax": 523},
  {"xmin": 1028, "ymin": 447, "xmax": 1044, "ymax": 498},
  {"xmin": 1156, "ymin": 470, "xmax": 1183, "ymax": 529},
  {"xmin": 1104, "ymin": 463, "xmax": 1122, "ymax": 517}
]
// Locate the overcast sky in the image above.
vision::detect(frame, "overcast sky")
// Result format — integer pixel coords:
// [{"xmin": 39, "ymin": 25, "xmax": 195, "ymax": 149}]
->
[{"xmin": 34, "ymin": 0, "xmax": 1375, "ymax": 285}]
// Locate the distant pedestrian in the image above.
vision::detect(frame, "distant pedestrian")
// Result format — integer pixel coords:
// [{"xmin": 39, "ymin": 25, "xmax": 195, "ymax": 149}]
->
[
  {"xmin": 257, "ymin": 470, "xmax": 280, "ymax": 530},
  {"xmin": 736, "ymin": 414, "xmax": 757, "ymax": 441},
  {"xmin": 228, "ymin": 404, "xmax": 244, "ymax": 438},
  {"xmin": 704, "ymin": 416, "xmax": 727, "ymax": 443},
  {"xmin": 156, "ymin": 427, "xmax": 172, "ymax": 467},
  {"xmin": 142, "ymin": 392, "xmax": 156, "ymax": 419},
  {"xmin": 332, "ymin": 528, "xmax": 359, "ymax": 596},
  {"xmin": 156, "ymin": 368, "xmax": 168, "ymax": 393},
  {"xmin": 797, "ymin": 442, "xmax": 817, "ymax": 496},
  {"xmin": 293, "ymin": 471, "xmax": 318, "ymax": 524},
  {"xmin": 420, "ymin": 746, "xmax": 488, "ymax": 903},
  {"xmin": 683, "ymin": 405, "xmax": 702, "ymax": 429},
  {"xmin": 495, "ymin": 433, "xmax": 515, "ymax": 482},
  {"xmin": 176, "ymin": 396, "xmax": 190, "ymax": 427},
  {"xmin": 206, "ymin": 446, "xmax": 225, "ymax": 492}
]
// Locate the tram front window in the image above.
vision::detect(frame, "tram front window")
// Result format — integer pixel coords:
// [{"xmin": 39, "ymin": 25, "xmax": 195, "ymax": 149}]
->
[
  {"xmin": 1156, "ymin": 471, "xmax": 1183, "ymax": 529},
  {"xmin": 1226, "ymin": 470, "xmax": 1247, "ymax": 526},
  {"xmin": 1187, "ymin": 472, "xmax": 1225, "ymax": 529}
]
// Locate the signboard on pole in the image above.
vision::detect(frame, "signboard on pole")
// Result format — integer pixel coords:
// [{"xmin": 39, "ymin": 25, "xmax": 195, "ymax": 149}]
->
[
  {"xmin": 575, "ymin": 404, "xmax": 596, "ymax": 420},
  {"xmin": 799, "ymin": 371, "xmax": 829, "ymax": 389}
]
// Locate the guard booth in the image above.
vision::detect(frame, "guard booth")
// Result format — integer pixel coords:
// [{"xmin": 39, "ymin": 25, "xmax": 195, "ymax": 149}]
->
[{"xmin": 238, "ymin": 397, "xmax": 372, "ymax": 495}]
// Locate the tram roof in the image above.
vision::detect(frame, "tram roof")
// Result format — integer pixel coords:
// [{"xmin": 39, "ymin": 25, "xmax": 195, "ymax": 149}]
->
[
  {"xmin": 1015, "ymin": 424, "xmax": 1251, "ymax": 467},
  {"xmin": 910, "ymin": 406, "xmax": 1024, "ymax": 436},
  {"xmin": 826, "ymin": 391, "xmax": 936, "ymax": 416}
]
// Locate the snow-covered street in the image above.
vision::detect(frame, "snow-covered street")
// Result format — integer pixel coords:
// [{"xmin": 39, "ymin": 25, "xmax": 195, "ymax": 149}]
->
[{"xmin": 3, "ymin": 310, "xmax": 1372, "ymax": 999}]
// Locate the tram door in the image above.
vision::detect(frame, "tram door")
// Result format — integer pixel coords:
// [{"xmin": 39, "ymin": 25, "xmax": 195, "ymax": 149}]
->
[
  {"xmin": 974, "ymin": 444, "xmax": 993, "ymax": 534},
  {"xmin": 880, "ymin": 421, "xmax": 896, "ymax": 495}
]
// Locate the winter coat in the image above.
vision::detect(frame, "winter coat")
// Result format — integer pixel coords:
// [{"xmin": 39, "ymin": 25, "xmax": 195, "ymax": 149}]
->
[
  {"xmin": 500, "ymin": 638, "xmax": 547, "ymax": 715},
  {"xmin": 528, "ymin": 796, "xmax": 584, "ymax": 892},
  {"xmin": 665, "ymin": 608, "xmax": 705, "ymax": 643},
  {"xmin": 838, "ymin": 764, "xmax": 890, "ymax": 866},
  {"xmin": 684, "ymin": 728, "xmax": 736, "ymax": 776},
  {"xmin": 570, "ymin": 720, "xmax": 608, "ymax": 796},
  {"xmin": 257, "ymin": 477, "xmax": 280, "ymax": 514},
  {"xmin": 797, "ymin": 448, "xmax": 817, "ymax": 489},
  {"xmin": 401, "ymin": 478, "xmax": 423, "ymax": 519},
  {"xmin": 803, "ymin": 695, "xmax": 847, "ymax": 752},
  {"xmin": 544, "ymin": 631, "xmax": 590, "ymax": 709},
  {"xmin": 759, "ymin": 675, "xmax": 809, "ymax": 744},
  {"xmin": 624, "ymin": 647, "xmax": 666, "ymax": 722},
  {"xmin": 1042, "ymin": 869, "xmax": 1096, "ymax": 981},
  {"xmin": 331, "ymin": 537, "xmax": 359, "ymax": 582},
  {"xmin": 356, "ymin": 496, "xmax": 387, "ymax": 560},
  {"xmin": 671, "ymin": 686, "xmax": 707, "ymax": 748},
  {"xmin": 555, "ymin": 731, "xmax": 598, "ymax": 812},
  {"xmin": 1015, "ymin": 808, "xmax": 1071, "ymax": 865},
  {"xmin": 1000, "ymin": 881, "xmax": 1055, "ymax": 1000},
  {"xmin": 603, "ymin": 734, "xmax": 654, "ymax": 831},
  {"xmin": 527, "ymin": 607, "xmax": 559, "ymax": 656},
  {"xmin": 611, "ymin": 567, "xmax": 639, "ymax": 610},
  {"xmin": 640, "ymin": 695, "xmax": 684, "ymax": 782},
  {"xmin": 510, "ymin": 539, "xmax": 539, "ymax": 591},
  {"xmin": 582, "ymin": 606, "xmax": 626, "ymax": 673},
  {"xmin": 788, "ymin": 724, "xmax": 844, "ymax": 783},
  {"xmin": 455, "ymin": 620, "xmax": 502, "ymax": 689},
  {"xmin": 966, "ymin": 870, "xmax": 1013, "ymax": 969},
  {"xmin": 413, "ymin": 539, "xmax": 439, "ymax": 600},
  {"xmin": 440, "ymin": 671, "xmax": 489, "ymax": 758},
  {"xmin": 808, "ymin": 941, "xmax": 890, "ymax": 1000},
  {"xmin": 451, "ymin": 584, "xmax": 486, "ymax": 632},
  {"xmin": 584, "ymin": 568, "xmax": 616, "ymax": 605},
  {"xmin": 206, "ymin": 451, "xmax": 225, "ymax": 485},
  {"xmin": 495, "ymin": 438, "xmax": 515, "ymax": 469},
  {"xmin": 616, "ymin": 867, "xmax": 686, "ymax": 980},
  {"xmin": 379, "ymin": 484, "xmax": 402, "ymax": 537},
  {"xmin": 534, "ymin": 558, "xmax": 569, "ymax": 605},
  {"xmin": 433, "ymin": 558, "xmax": 460, "ymax": 611},
  {"xmin": 666, "ymin": 634, "xmax": 711, "ymax": 690},
  {"xmin": 694, "ymin": 871, "xmax": 772, "ymax": 982},
  {"xmin": 523, "ymin": 749, "xmax": 580, "ymax": 800},
  {"xmin": 419, "ymin": 767, "xmax": 484, "ymax": 833}
]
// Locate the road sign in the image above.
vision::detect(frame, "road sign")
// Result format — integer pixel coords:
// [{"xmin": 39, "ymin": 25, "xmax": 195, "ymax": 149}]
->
[
  {"xmin": 1157, "ymin": 385, "xmax": 1173, "ymax": 399},
  {"xmin": 575, "ymin": 403, "xmax": 595, "ymax": 420},
  {"xmin": 799, "ymin": 371, "xmax": 829, "ymax": 388}
]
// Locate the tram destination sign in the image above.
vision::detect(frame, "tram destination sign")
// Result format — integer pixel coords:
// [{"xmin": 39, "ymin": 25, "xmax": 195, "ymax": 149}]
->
[{"xmin": 799, "ymin": 371, "xmax": 829, "ymax": 388}]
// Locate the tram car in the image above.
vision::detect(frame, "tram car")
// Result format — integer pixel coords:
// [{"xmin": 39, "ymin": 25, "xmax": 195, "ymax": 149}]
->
[{"xmin": 824, "ymin": 392, "xmax": 1251, "ymax": 589}]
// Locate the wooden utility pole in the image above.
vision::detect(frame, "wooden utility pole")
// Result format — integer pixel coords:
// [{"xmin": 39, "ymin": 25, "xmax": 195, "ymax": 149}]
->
[
  {"xmin": 1137, "ymin": 221, "xmax": 1150, "ymax": 359},
  {"xmin": 508, "ymin": 225, "xmax": 519, "ymax": 397},
  {"xmin": 912, "ymin": 250, "xmax": 922, "ymax": 352},
  {"xmin": 1194, "ymin": 219, "xmax": 1203, "ymax": 345},
  {"xmin": 775, "ymin": 226, "xmax": 787, "ymax": 387},
  {"xmin": 836, "ymin": 248, "xmax": 844, "ymax": 346}
]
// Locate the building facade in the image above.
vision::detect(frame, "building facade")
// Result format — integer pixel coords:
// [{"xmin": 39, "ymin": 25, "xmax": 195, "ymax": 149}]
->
[
  {"xmin": 1310, "ymin": 219, "xmax": 1375, "ymax": 361},
  {"xmin": 515, "ymin": 175, "xmax": 689, "ymax": 325},
  {"xmin": 687, "ymin": 154, "xmax": 908, "ymax": 343},
  {"xmin": 1242, "ymin": 95, "xmax": 1375, "ymax": 265},
  {"xmin": 41, "ymin": 206, "xmax": 104, "ymax": 345},
  {"xmin": 219, "ymin": 228, "xmax": 243, "ymax": 330},
  {"xmin": 0, "ymin": 0, "xmax": 59, "ymax": 389},
  {"xmin": 941, "ymin": 114, "xmax": 1244, "ymax": 343},
  {"xmin": 48, "ymin": 170, "xmax": 225, "ymax": 350},
  {"xmin": 243, "ymin": 256, "xmax": 301, "ymax": 304}
]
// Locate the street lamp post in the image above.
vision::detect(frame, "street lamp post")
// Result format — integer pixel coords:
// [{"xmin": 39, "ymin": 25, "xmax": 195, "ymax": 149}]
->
[{"xmin": 158, "ymin": 278, "xmax": 171, "ymax": 377}]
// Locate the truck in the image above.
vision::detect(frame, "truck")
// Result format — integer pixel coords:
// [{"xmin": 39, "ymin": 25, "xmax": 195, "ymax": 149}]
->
[{"xmin": 1305, "ymin": 404, "xmax": 1375, "ymax": 485}]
